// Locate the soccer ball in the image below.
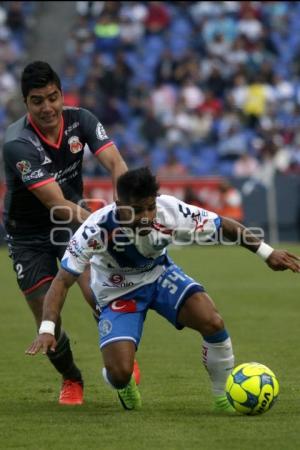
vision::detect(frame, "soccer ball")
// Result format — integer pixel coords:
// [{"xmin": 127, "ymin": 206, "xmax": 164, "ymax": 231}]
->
[{"xmin": 225, "ymin": 362, "xmax": 279, "ymax": 415}]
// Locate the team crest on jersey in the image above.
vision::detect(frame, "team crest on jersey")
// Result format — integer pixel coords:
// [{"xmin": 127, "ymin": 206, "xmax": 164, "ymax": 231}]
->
[
  {"xmin": 16, "ymin": 160, "xmax": 31, "ymax": 175},
  {"xmin": 68, "ymin": 136, "xmax": 83, "ymax": 153}
]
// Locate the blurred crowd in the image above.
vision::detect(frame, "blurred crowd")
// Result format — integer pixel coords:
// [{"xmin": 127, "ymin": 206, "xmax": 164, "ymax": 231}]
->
[
  {"xmin": 2, "ymin": 1, "xmax": 300, "ymax": 182},
  {"xmin": 0, "ymin": 1, "xmax": 37, "ymax": 180},
  {"xmin": 62, "ymin": 1, "xmax": 300, "ymax": 179}
]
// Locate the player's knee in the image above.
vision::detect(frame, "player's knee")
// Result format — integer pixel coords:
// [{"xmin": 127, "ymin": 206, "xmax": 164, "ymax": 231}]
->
[
  {"xmin": 106, "ymin": 361, "xmax": 132, "ymax": 389},
  {"xmin": 202, "ymin": 313, "xmax": 224, "ymax": 335}
]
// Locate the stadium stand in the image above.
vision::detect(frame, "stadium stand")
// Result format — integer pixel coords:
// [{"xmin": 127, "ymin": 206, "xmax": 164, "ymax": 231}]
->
[
  {"xmin": 57, "ymin": 1, "xmax": 300, "ymax": 179},
  {"xmin": 0, "ymin": 1, "xmax": 37, "ymax": 180},
  {"xmin": 0, "ymin": 2, "xmax": 299, "ymax": 241},
  {"xmin": 0, "ymin": 1, "xmax": 38, "ymax": 242}
]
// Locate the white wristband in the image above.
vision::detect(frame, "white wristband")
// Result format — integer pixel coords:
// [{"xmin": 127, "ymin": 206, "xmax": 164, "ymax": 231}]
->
[
  {"xmin": 39, "ymin": 320, "xmax": 55, "ymax": 336},
  {"xmin": 256, "ymin": 242, "xmax": 274, "ymax": 261}
]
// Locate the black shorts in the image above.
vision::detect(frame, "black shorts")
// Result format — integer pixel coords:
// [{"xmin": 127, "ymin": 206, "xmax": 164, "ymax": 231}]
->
[{"xmin": 7, "ymin": 227, "xmax": 77, "ymax": 296}]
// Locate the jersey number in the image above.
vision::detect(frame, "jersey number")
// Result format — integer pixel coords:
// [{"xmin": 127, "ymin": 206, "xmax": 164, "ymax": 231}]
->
[
  {"xmin": 82, "ymin": 225, "xmax": 96, "ymax": 240},
  {"xmin": 161, "ymin": 270, "xmax": 186, "ymax": 294},
  {"xmin": 178, "ymin": 204, "xmax": 191, "ymax": 218},
  {"xmin": 16, "ymin": 263, "xmax": 24, "ymax": 279}
]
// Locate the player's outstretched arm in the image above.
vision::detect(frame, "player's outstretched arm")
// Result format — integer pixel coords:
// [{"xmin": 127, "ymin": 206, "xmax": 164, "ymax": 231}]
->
[
  {"xmin": 26, "ymin": 268, "xmax": 78, "ymax": 355},
  {"xmin": 31, "ymin": 181, "xmax": 90, "ymax": 224},
  {"xmin": 220, "ymin": 216, "xmax": 300, "ymax": 273},
  {"xmin": 95, "ymin": 143, "xmax": 128, "ymax": 200}
]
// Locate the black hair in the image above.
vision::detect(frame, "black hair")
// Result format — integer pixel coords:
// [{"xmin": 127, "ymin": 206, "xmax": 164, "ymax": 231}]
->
[
  {"xmin": 21, "ymin": 61, "xmax": 62, "ymax": 99},
  {"xmin": 117, "ymin": 167, "xmax": 160, "ymax": 202}
]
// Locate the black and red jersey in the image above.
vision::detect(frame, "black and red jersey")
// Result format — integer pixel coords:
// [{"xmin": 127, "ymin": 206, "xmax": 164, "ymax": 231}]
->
[{"xmin": 3, "ymin": 107, "xmax": 113, "ymax": 236}]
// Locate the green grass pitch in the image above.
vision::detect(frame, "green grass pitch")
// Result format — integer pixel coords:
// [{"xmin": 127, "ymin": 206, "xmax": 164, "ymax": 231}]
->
[{"xmin": 0, "ymin": 244, "xmax": 299, "ymax": 450}]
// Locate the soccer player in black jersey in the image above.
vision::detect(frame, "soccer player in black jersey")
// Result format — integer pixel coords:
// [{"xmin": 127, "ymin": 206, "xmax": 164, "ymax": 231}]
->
[{"xmin": 2, "ymin": 61, "xmax": 132, "ymax": 404}]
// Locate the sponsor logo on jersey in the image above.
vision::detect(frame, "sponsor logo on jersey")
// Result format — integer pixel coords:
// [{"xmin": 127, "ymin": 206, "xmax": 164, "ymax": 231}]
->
[
  {"xmin": 16, "ymin": 160, "xmax": 31, "ymax": 175},
  {"xmin": 52, "ymin": 160, "xmax": 81, "ymax": 183},
  {"xmin": 99, "ymin": 319, "xmax": 112, "ymax": 337},
  {"xmin": 64, "ymin": 121, "xmax": 79, "ymax": 136},
  {"xmin": 67, "ymin": 238, "xmax": 83, "ymax": 257},
  {"xmin": 68, "ymin": 136, "xmax": 83, "ymax": 153},
  {"xmin": 109, "ymin": 273, "xmax": 125, "ymax": 285},
  {"xmin": 107, "ymin": 274, "xmax": 134, "ymax": 289},
  {"xmin": 22, "ymin": 169, "xmax": 45, "ymax": 182},
  {"xmin": 110, "ymin": 299, "xmax": 137, "ymax": 313},
  {"xmin": 96, "ymin": 122, "xmax": 108, "ymax": 140}
]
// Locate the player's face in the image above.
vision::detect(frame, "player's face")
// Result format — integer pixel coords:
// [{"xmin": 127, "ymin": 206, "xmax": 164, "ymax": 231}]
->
[
  {"xmin": 25, "ymin": 83, "xmax": 63, "ymax": 132},
  {"xmin": 118, "ymin": 196, "xmax": 157, "ymax": 235}
]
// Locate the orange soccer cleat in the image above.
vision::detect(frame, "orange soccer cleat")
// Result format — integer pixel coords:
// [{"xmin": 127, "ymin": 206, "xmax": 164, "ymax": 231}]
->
[
  {"xmin": 59, "ymin": 380, "xmax": 84, "ymax": 405},
  {"xmin": 133, "ymin": 359, "xmax": 141, "ymax": 385}
]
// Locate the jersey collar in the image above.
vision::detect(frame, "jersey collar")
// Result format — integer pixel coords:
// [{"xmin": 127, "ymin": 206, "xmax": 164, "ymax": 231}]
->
[{"xmin": 28, "ymin": 114, "xmax": 64, "ymax": 149}]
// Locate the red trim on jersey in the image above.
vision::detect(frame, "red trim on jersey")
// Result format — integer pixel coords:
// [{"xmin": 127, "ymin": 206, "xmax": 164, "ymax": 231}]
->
[
  {"xmin": 94, "ymin": 141, "xmax": 113, "ymax": 156},
  {"xmin": 23, "ymin": 276, "xmax": 54, "ymax": 295},
  {"xmin": 193, "ymin": 217, "xmax": 208, "ymax": 231},
  {"xmin": 152, "ymin": 222, "xmax": 173, "ymax": 235},
  {"xmin": 27, "ymin": 177, "xmax": 56, "ymax": 190},
  {"xmin": 28, "ymin": 114, "xmax": 64, "ymax": 149}
]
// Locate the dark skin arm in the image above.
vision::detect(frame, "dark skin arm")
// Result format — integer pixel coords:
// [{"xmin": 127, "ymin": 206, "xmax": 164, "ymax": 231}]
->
[
  {"xmin": 26, "ymin": 268, "xmax": 78, "ymax": 355},
  {"xmin": 221, "ymin": 216, "xmax": 300, "ymax": 273}
]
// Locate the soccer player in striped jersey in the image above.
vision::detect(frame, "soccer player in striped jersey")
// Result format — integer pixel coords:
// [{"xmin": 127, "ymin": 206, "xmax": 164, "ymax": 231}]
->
[{"xmin": 27, "ymin": 167, "xmax": 300, "ymax": 411}]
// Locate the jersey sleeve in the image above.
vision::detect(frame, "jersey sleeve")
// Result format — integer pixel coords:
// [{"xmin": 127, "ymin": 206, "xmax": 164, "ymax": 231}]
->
[
  {"xmin": 79, "ymin": 108, "xmax": 113, "ymax": 156},
  {"xmin": 3, "ymin": 140, "xmax": 55, "ymax": 190},
  {"xmin": 158, "ymin": 195, "xmax": 221, "ymax": 243},
  {"xmin": 61, "ymin": 213, "xmax": 106, "ymax": 275}
]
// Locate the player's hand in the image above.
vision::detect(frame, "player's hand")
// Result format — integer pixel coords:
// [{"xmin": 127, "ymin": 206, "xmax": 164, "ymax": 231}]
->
[
  {"xmin": 266, "ymin": 250, "xmax": 300, "ymax": 273},
  {"xmin": 26, "ymin": 334, "xmax": 57, "ymax": 355}
]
